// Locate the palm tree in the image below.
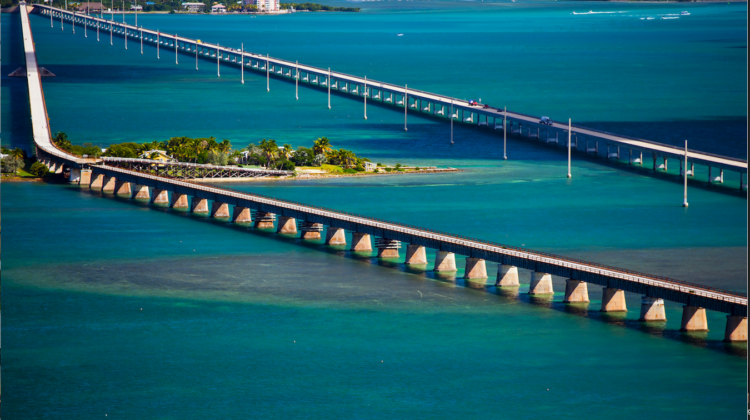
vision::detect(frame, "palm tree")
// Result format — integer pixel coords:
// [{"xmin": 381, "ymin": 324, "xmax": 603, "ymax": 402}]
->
[
  {"xmin": 313, "ymin": 137, "xmax": 332, "ymax": 156},
  {"xmin": 341, "ymin": 149, "xmax": 356, "ymax": 168},
  {"xmin": 53, "ymin": 132, "xmax": 72, "ymax": 150},
  {"xmin": 259, "ymin": 138, "xmax": 278, "ymax": 168},
  {"xmin": 218, "ymin": 139, "xmax": 232, "ymax": 154},
  {"xmin": 281, "ymin": 144, "xmax": 294, "ymax": 160}
]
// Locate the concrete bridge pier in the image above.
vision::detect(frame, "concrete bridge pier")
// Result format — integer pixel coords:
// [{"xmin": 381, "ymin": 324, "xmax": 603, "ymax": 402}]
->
[
  {"xmin": 90, "ymin": 173, "xmax": 104, "ymax": 189},
  {"xmin": 464, "ymin": 258, "xmax": 488, "ymax": 280},
  {"xmin": 170, "ymin": 193, "xmax": 189, "ymax": 209},
  {"xmin": 496, "ymin": 264, "xmax": 520, "ymax": 287},
  {"xmin": 433, "ymin": 250, "xmax": 457, "ymax": 272},
  {"xmin": 79, "ymin": 169, "xmax": 92, "ymax": 186},
  {"xmin": 404, "ymin": 244, "xmax": 427, "ymax": 264},
  {"xmin": 600, "ymin": 287, "xmax": 627, "ymax": 312},
  {"xmin": 191, "ymin": 198, "xmax": 209, "ymax": 213},
  {"xmin": 528, "ymin": 272, "xmax": 554, "ymax": 295},
  {"xmin": 151, "ymin": 188, "xmax": 169, "ymax": 204},
  {"xmin": 254, "ymin": 211, "xmax": 275, "ymax": 228},
  {"xmin": 351, "ymin": 232, "xmax": 372, "ymax": 251},
  {"xmin": 376, "ymin": 238, "xmax": 401, "ymax": 258},
  {"xmin": 114, "ymin": 180, "xmax": 131, "ymax": 195},
  {"xmin": 563, "ymin": 280, "xmax": 589, "ymax": 303},
  {"xmin": 133, "ymin": 184, "xmax": 150, "ymax": 199},
  {"xmin": 724, "ymin": 316, "xmax": 747, "ymax": 342},
  {"xmin": 232, "ymin": 206, "xmax": 252, "ymax": 223},
  {"xmin": 325, "ymin": 227, "xmax": 346, "ymax": 245},
  {"xmin": 300, "ymin": 221, "xmax": 324, "ymax": 239},
  {"xmin": 101, "ymin": 176, "xmax": 117, "ymax": 192},
  {"xmin": 276, "ymin": 216, "xmax": 297, "ymax": 233},
  {"xmin": 68, "ymin": 167, "xmax": 81, "ymax": 183},
  {"xmin": 679, "ymin": 306, "xmax": 708, "ymax": 332},
  {"xmin": 639, "ymin": 296, "xmax": 667, "ymax": 322},
  {"xmin": 210, "ymin": 201, "xmax": 230, "ymax": 218}
]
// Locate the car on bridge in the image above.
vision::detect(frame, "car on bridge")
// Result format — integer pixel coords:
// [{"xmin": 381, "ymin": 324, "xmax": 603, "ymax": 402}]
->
[{"xmin": 539, "ymin": 116, "xmax": 553, "ymax": 125}]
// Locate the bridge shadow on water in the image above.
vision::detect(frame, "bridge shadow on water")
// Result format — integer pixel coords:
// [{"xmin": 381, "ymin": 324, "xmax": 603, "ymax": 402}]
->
[{"xmin": 73, "ymin": 184, "xmax": 747, "ymax": 358}]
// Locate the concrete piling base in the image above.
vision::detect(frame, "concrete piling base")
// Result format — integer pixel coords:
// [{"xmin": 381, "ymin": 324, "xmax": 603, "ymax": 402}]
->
[
  {"xmin": 325, "ymin": 227, "xmax": 346, "ymax": 245},
  {"xmin": 351, "ymin": 232, "xmax": 372, "ymax": 251},
  {"xmin": 376, "ymin": 238, "xmax": 401, "ymax": 258},
  {"xmin": 191, "ymin": 198, "xmax": 209, "ymax": 213},
  {"xmin": 133, "ymin": 184, "xmax": 150, "ymax": 200},
  {"xmin": 68, "ymin": 167, "xmax": 81, "ymax": 183},
  {"xmin": 404, "ymin": 244, "xmax": 427, "ymax": 264},
  {"xmin": 277, "ymin": 216, "xmax": 297, "ymax": 233},
  {"xmin": 232, "ymin": 206, "xmax": 252, "ymax": 223},
  {"xmin": 114, "ymin": 180, "xmax": 131, "ymax": 195},
  {"xmin": 377, "ymin": 248, "xmax": 399, "ymax": 258},
  {"xmin": 254, "ymin": 211, "xmax": 275, "ymax": 228},
  {"xmin": 679, "ymin": 306, "xmax": 708, "ymax": 332},
  {"xmin": 600, "ymin": 287, "xmax": 627, "ymax": 312},
  {"xmin": 210, "ymin": 202, "xmax": 230, "ymax": 218},
  {"xmin": 90, "ymin": 173, "xmax": 104, "ymax": 189},
  {"xmin": 300, "ymin": 222, "xmax": 323, "ymax": 239},
  {"xmin": 496, "ymin": 264, "xmax": 519, "ymax": 287},
  {"xmin": 433, "ymin": 251, "xmax": 457, "ymax": 272},
  {"xmin": 170, "ymin": 193, "xmax": 189, "ymax": 208},
  {"xmin": 151, "ymin": 189, "xmax": 169, "ymax": 204},
  {"xmin": 563, "ymin": 280, "xmax": 589, "ymax": 303},
  {"xmin": 639, "ymin": 296, "xmax": 666, "ymax": 322},
  {"xmin": 464, "ymin": 258, "xmax": 488, "ymax": 279},
  {"xmin": 724, "ymin": 315, "xmax": 747, "ymax": 342},
  {"xmin": 79, "ymin": 169, "xmax": 92, "ymax": 186},
  {"xmin": 528, "ymin": 272, "xmax": 554, "ymax": 295},
  {"xmin": 102, "ymin": 176, "xmax": 116, "ymax": 192}
]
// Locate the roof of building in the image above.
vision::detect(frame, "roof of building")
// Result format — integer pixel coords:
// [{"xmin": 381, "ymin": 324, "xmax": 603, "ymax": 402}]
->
[{"xmin": 78, "ymin": 2, "xmax": 104, "ymax": 8}]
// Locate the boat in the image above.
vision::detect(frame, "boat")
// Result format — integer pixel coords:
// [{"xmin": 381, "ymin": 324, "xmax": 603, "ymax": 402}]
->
[
  {"xmin": 680, "ymin": 11, "xmax": 690, "ymax": 15},
  {"xmin": 397, "ymin": 33, "xmax": 403, "ymax": 36}
]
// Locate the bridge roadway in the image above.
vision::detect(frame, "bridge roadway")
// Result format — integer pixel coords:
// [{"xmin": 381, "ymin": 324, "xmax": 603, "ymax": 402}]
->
[
  {"xmin": 101, "ymin": 157, "xmax": 294, "ymax": 179},
  {"xmin": 19, "ymin": 5, "xmax": 749, "ymax": 340},
  {"xmin": 37, "ymin": 5, "xmax": 748, "ymax": 177}
]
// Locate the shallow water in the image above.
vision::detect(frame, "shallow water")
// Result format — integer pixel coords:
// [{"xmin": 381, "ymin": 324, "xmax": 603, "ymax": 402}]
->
[{"xmin": 1, "ymin": 2, "xmax": 747, "ymax": 418}]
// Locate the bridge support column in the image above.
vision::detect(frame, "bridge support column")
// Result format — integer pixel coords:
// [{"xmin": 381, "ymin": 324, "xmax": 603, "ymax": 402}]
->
[
  {"xmin": 170, "ymin": 193, "xmax": 189, "ymax": 209},
  {"xmin": 233, "ymin": 206, "xmax": 252, "ymax": 223},
  {"xmin": 102, "ymin": 176, "xmax": 117, "ymax": 192},
  {"xmin": 496, "ymin": 264, "xmax": 520, "ymax": 287},
  {"xmin": 210, "ymin": 202, "xmax": 230, "ymax": 218},
  {"xmin": 351, "ymin": 232, "xmax": 372, "ymax": 251},
  {"xmin": 90, "ymin": 173, "xmax": 104, "ymax": 189},
  {"xmin": 563, "ymin": 280, "xmax": 589, "ymax": 303},
  {"xmin": 639, "ymin": 296, "xmax": 666, "ymax": 322},
  {"xmin": 433, "ymin": 251, "xmax": 457, "ymax": 272},
  {"xmin": 79, "ymin": 169, "xmax": 92, "ymax": 186},
  {"xmin": 724, "ymin": 316, "xmax": 747, "ymax": 342},
  {"xmin": 254, "ymin": 211, "xmax": 275, "ymax": 228},
  {"xmin": 404, "ymin": 244, "xmax": 427, "ymax": 264},
  {"xmin": 54, "ymin": 162, "xmax": 63, "ymax": 174},
  {"xmin": 601, "ymin": 287, "xmax": 627, "ymax": 312},
  {"xmin": 300, "ymin": 221, "xmax": 324, "ymax": 239},
  {"xmin": 325, "ymin": 227, "xmax": 346, "ymax": 245},
  {"xmin": 151, "ymin": 189, "xmax": 169, "ymax": 204},
  {"xmin": 464, "ymin": 258, "xmax": 488, "ymax": 279},
  {"xmin": 191, "ymin": 198, "xmax": 209, "ymax": 213},
  {"xmin": 133, "ymin": 184, "xmax": 150, "ymax": 200},
  {"xmin": 376, "ymin": 238, "xmax": 401, "ymax": 258},
  {"xmin": 679, "ymin": 306, "xmax": 708, "ymax": 332},
  {"xmin": 528, "ymin": 272, "xmax": 554, "ymax": 295},
  {"xmin": 115, "ymin": 180, "xmax": 131, "ymax": 195},
  {"xmin": 68, "ymin": 167, "xmax": 81, "ymax": 183},
  {"xmin": 276, "ymin": 216, "xmax": 297, "ymax": 233}
]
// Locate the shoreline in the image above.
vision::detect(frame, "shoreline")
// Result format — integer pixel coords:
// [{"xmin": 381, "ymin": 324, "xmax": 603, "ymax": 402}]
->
[{"xmin": 193, "ymin": 167, "xmax": 461, "ymax": 182}]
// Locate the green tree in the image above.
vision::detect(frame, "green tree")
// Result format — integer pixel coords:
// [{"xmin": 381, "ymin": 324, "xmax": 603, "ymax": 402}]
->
[
  {"xmin": 313, "ymin": 137, "xmax": 332, "ymax": 156},
  {"xmin": 29, "ymin": 161, "xmax": 49, "ymax": 177},
  {"xmin": 258, "ymin": 138, "xmax": 279, "ymax": 168}
]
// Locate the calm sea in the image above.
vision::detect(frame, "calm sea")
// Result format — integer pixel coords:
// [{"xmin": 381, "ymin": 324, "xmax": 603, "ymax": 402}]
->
[{"xmin": 1, "ymin": 2, "xmax": 747, "ymax": 418}]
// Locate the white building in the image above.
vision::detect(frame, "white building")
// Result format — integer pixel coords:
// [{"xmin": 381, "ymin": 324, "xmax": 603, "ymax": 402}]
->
[
  {"xmin": 181, "ymin": 2, "xmax": 205, "ymax": 12},
  {"xmin": 211, "ymin": 3, "xmax": 227, "ymax": 13},
  {"xmin": 242, "ymin": 0, "xmax": 279, "ymax": 12}
]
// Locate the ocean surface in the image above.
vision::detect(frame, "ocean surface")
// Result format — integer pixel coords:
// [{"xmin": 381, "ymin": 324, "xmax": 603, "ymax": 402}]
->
[{"xmin": 2, "ymin": 2, "xmax": 748, "ymax": 418}]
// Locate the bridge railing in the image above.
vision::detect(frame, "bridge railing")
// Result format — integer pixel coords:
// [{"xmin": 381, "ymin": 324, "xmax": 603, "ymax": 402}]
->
[
  {"xmin": 101, "ymin": 157, "xmax": 293, "ymax": 175},
  {"xmin": 102, "ymin": 165, "xmax": 746, "ymax": 300}
]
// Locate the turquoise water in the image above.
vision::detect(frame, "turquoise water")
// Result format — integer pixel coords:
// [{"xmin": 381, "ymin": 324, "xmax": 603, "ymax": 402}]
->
[{"xmin": 2, "ymin": 2, "xmax": 748, "ymax": 418}]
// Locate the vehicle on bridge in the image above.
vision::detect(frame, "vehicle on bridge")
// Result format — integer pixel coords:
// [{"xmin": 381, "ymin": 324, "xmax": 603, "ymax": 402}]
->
[{"xmin": 539, "ymin": 116, "xmax": 553, "ymax": 125}]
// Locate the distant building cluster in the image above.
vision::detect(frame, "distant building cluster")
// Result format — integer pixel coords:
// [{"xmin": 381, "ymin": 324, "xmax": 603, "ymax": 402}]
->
[
  {"xmin": 181, "ymin": 2, "xmax": 206, "ymax": 12},
  {"xmin": 242, "ymin": 0, "xmax": 280, "ymax": 12}
]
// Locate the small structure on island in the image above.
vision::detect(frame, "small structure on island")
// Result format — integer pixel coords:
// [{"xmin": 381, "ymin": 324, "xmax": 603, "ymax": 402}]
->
[
  {"xmin": 77, "ymin": 2, "xmax": 104, "ymax": 13},
  {"xmin": 181, "ymin": 2, "xmax": 205, "ymax": 12},
  {"xmin": 211, "ymin": 4, "xmax": 227, "ymax": 13},
  {"xmin": 364, "ymin": 161, "xmax": 377, "ymax": 172},
  {"xmin": 139, "ymin": 150, "xmax": 176, "ymax": 163},
  {"xmin": 130, "ymin": 4, "xmax": 143, "ymax": 11}
]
